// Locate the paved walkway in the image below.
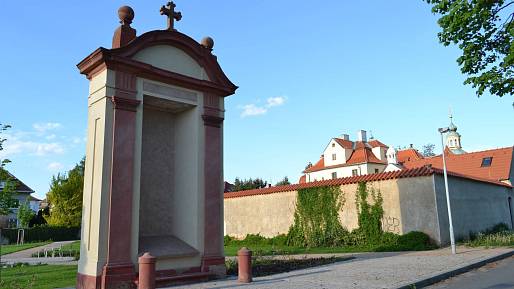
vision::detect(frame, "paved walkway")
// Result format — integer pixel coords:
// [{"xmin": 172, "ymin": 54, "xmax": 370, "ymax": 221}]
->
[
  {"xmin": 427, "ymin": 255, "xmax": 514, "ymax": 289},
  {"xmin": 169, "ymin": 247, "xmax": 514, "ymax": 289},
  {"xmin": 0, "ymin": 240, "xmax": 77, "ymax": 265}
]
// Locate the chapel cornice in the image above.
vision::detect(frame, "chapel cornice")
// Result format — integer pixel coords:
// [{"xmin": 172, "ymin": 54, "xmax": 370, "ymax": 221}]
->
[{"xmin": 77, "ymin": 30, "xmax": 238, "ymax": 97}]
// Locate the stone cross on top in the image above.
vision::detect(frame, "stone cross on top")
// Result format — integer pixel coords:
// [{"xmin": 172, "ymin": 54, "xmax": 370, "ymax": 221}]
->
[{"xmin": 160, "ymin": 1, "xmax": 182, "ymax": 31}]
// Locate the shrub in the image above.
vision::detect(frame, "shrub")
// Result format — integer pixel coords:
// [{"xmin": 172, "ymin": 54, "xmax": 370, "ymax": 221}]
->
[
  {"xmin": 397, "ymin": 231, "xmax": 431, "ymax": 250},
  {"xmin": 224, "ymin": 234, "xmax": 287, "ymax": 247},
  {"xmin": 467, "ymin": 231, "xmax": 514, "ymax": 247},
  {"xmin": 1, "ymin": 226, "xmax": 80, "ymax": 244},
  {"xmin": 375, "ymin": 231, "xmax": 433, "ymax": 252}
]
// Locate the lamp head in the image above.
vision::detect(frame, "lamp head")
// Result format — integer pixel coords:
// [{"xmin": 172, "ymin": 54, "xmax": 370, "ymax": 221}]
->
[{"xmin": 438, "ymin": 127, "xmax": 450, "ymax": 134}]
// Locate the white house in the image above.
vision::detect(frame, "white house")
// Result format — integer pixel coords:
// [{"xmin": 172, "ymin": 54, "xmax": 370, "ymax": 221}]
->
[
  {"xmin": 0, "ymin": 172, "xmax": 41, "ymax": 228},
  {"xmin": 300, "ymin": 130, "xmax": 401, "ymax": 183}
]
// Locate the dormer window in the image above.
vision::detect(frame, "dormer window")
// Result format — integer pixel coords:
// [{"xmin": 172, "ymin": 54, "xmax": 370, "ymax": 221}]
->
[
  {"xmin": 332, "ymin": 154, "xmax": 336, "ymax": 160},
  {"xmin": 481, "ymin": 157, "xmax": 493, "ymax": 167},
  {"xmin": 332, "ymin": 143, "xmax": 335, "ymax": 147}
]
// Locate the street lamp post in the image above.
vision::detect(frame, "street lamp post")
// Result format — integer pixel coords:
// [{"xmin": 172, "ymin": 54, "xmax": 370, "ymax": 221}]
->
[{"xmin": 438, "ymin": 127, "xmax": 456, "ymax": 255}]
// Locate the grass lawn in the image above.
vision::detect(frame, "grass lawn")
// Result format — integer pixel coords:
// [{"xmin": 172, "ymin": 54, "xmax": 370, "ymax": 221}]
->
[
  {"xmin": 224, "ymin": 244, "xmax": 375, "ymax": 256},
  {"xmin": 61, "ymin": 240, "xmax": 80, "ymax": 251},
  {"xmin": 0, "ymin": 264, "xmax": 77, "ymax": 289},
  {"xmin": 0, "ymin": 242, "xmax": 51, "ymax": 256}
]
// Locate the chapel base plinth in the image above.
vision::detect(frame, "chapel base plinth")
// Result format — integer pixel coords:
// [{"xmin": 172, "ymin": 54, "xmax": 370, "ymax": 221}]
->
[{"xmin": 101, "ymin": 263, "xmax": 136, "ymax": 289}]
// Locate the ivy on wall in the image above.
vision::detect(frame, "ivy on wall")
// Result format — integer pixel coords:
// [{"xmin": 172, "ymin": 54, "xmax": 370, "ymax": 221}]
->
[
  {"xmin": 286, "ymin": 182, "xmax": 386, "ymax": 247},
  {"xmin": 286, "ymin": 186, "xmax": 346, "ymax": 247},
  {"xmin": 355, "ymin": 182, "xmax": 384, "ymax": 245}
]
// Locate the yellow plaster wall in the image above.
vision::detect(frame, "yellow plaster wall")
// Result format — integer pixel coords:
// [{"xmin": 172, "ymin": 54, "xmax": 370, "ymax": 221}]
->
[
  {"xmin": 78, "ymin": 70, "xmax": 116, "ymax": 276},
  {"xmin": 224, "ymin": 191, "xmax": 297, "ymax": 238},
  {"xmin": 133, "ymin": 45, "xmax": 208, "ymax": 80}
]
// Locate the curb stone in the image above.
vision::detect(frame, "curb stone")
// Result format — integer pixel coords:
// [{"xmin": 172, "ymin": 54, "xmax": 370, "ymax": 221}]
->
[{"xmin": 395, "ymin": 249, "xmax": 514, "ymax": 289}]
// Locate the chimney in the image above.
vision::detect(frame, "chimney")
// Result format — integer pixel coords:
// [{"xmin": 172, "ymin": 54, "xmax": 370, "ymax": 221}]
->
[
  {"xmin": 341, "ymin": 134, "xmax": 350, "ymax": 141},
  {"xmin": 357, "ymin": 130, "xmax": 367, "ymax": 142},
  {"xmin": 410, "ymin": 144, "xmax": 414, "ymax": 149}
]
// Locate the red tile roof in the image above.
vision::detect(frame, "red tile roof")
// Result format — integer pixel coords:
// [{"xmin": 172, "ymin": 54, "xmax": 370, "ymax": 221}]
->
[
  {"xmin": 403, "ymin": 147, "xmax": 514, "ymax": 183},
  {"xmin": 368, "ymin": 140, "xmax": 388, "ymax": 148},
  {"xmin": 334, "ymin": 138, "xmax": 353, "ymax": 149},
  {"xmin": 304, "ymin": 142, "xmax": 387, "ymax": 173},
  {"xmin": 298, "ymin": 175, "xmax": 306, "ymax": 184},
  {"xmin": 397, "ymin": 149, "xmax": 424, "ymax": 163},
  {"xmin": 346, "ymin": 147, "xmax": 386, "ymax": 165},
  {"xmin": 224, "ymin": 165, "xmax": 512, "ymax": 199},
  {"xmin": 304, "ymin": 157, "xmax": 325, "ymax": 173}
]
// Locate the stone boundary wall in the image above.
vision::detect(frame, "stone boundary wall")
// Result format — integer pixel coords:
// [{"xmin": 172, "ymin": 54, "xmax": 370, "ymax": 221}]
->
[{"xmin": 223, "ymin": 179, "xmax": 404, "ymax": 239}]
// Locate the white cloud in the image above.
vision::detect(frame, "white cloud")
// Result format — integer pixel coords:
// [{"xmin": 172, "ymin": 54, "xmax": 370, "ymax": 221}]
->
[
  {"xmin": 241, "ymin": 104, "xmax": 268, "ymax": 117},
  {"xmin": 46, "ymin": 134, "xmax": 56, "ymax": 140},
  {"xmin": 0, "ymin": 133, "xmax": 65, "ymax": 158},
  {"xmin": 33, "ymin": 122, "xmax": 62, "ymax": 133},
  {"xmin": 47, "ymin": 162, "xmax": 64, "ymax": 171},
  {"xmin": 240, "ymin": 96, "xmax": 287, "ymax": 118},
  {"xmin": 267, "ymin": 96, "xmax": 286, "ymax": 107}
]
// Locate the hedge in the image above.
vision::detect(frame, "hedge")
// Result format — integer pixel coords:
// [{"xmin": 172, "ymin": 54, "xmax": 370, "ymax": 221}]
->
[{"xmin": 0, "ymin": 226, "xmax": 80, "ymax": 244}]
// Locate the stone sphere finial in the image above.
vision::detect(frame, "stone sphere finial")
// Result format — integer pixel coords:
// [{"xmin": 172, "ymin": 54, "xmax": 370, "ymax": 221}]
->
[
  {"xmin": 201, "ymin": 36, "xmax": 214, "ymax": 50},
  {"xmin": 118, "ymin": 6, "xmax": 135, "ymax": 25}
]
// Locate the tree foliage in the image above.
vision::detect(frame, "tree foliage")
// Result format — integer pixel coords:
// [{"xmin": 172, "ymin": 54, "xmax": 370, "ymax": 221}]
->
[
  {"xmin": 233, "ymin": 177, "xmax": 268, "ymax": 191},
  {"xmin": 425, "ymin": 0, "xmax": 514, "ymax": 99},
  {"xmin": 275, "ymin": 176, "xmax": 291, "ymax": 186},
  {"xmin": 17, "ymin": 199, "xmax": 35, "ymax": 228},
  {"xmin": 46, "ymin": 158, "xmax": 85, "ymax": 227},
  {"xmin": 0, "ymin": 123, "xmax": 17, "ymax": 216},
  {"xmin": 422, "ymin": 143, "xmax": 437, "ymax": 157}
]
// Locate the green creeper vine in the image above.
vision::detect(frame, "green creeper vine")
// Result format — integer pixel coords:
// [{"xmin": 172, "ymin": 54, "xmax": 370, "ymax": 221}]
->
[
  {"xmin": 286, "ymin": 186, "xmax": 346, "ymax": 247},
  {"xmin": 355, "ymin": 182, "xmax": 384, "ymax": 245}
]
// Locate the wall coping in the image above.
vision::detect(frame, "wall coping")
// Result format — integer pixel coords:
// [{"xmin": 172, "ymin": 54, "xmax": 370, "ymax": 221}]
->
[{"xmin": 224, "ymin": 165, "xmax": 512, "ymax": 199}]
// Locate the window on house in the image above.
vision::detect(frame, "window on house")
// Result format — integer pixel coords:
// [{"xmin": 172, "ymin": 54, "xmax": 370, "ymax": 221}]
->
[
  {"xmin": 332, "ymin": 154, "xmax": 336, "ymax": 160},
  {"xmin": 11, "ymin": 199, "xmax": 19, "ymax": 208},
  {"xmin": 332, "ymin": 143, "xmax": 335, "ymax": 147},
  {"xmin": 481, "ymin": 157, "xmax": 493, "ymax": 167},
  {"xmin": 374, "ymin": 169, "xmax": 379, "ymax": 174},
  {"xmin": 0, "ymin": 181, "xmax": 5, "ymax": 189},
  {"xmin": 352, "ymin": 169, "xmax": 358, "ymax": 176},
  {"xmin": 331, "ymin": 172, "xmax": 337, "ymax": 179}
]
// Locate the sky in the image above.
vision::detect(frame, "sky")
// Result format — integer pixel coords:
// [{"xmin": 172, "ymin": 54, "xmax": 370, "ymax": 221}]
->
[{"xmin": 0, "ymin": 1, "xmax": 512, "ymax": 199}]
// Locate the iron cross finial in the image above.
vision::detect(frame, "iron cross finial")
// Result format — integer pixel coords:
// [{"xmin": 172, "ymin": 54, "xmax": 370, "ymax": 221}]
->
[{"xmin": 160, "ymin": 1, "xmax": 182, "ymax": 31}]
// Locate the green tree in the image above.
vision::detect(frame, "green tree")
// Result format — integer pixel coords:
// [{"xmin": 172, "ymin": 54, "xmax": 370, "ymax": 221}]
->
[
  {"xmin": 46, "ymin": 158, "xmax": 85, "ymax": 227},
  {"xmin": 422, "ymin": 143, "xmax": 436, "ymax": 157},
  {"xmin": 424, "ymin": 0, "xmax": 514, "ymax": 99},
  {"xmin": 0, "ymin": 123, "xmax": 17, "ymax": 216},
  {"xmin": 232, "ymin": 177, "xmax": 268, "ymax": 191},
  {"xmin": 17, "ymin": 199, "xmax": 35, "ymax": 227},
  {"xmin": 275, "ymin": 176, "xmax": 291, "ymax": 186}
]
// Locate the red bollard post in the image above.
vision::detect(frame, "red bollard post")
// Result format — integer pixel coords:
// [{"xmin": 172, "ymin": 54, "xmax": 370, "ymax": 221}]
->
[
  {"xmin": 237, "ymin": 247, "xmax": 252, "ymax": 283},
  {"xmin": 138, "ymin": 252, "xmax": 157, "ymax": 289}
]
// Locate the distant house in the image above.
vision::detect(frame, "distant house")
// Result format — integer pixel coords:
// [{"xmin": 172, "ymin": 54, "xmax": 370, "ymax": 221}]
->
[
  {"xmin": 0, "ymin": 172, "xmax": 40, "ymax": 228},
  {"xmin": 300, "ymin": 130, "xmax": 401, "ymax": 183}
]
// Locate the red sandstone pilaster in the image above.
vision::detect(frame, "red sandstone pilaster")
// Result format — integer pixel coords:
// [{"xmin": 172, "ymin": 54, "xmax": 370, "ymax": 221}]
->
[{"xmin": 201, "ymin": 94, "xmax": 225, "ymax": 273}]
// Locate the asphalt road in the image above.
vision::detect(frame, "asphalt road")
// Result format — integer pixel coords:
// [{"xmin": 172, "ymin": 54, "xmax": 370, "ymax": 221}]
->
[{"xmin": 428, "ymin": 256, "xmax": 514, "ymax": 289}]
